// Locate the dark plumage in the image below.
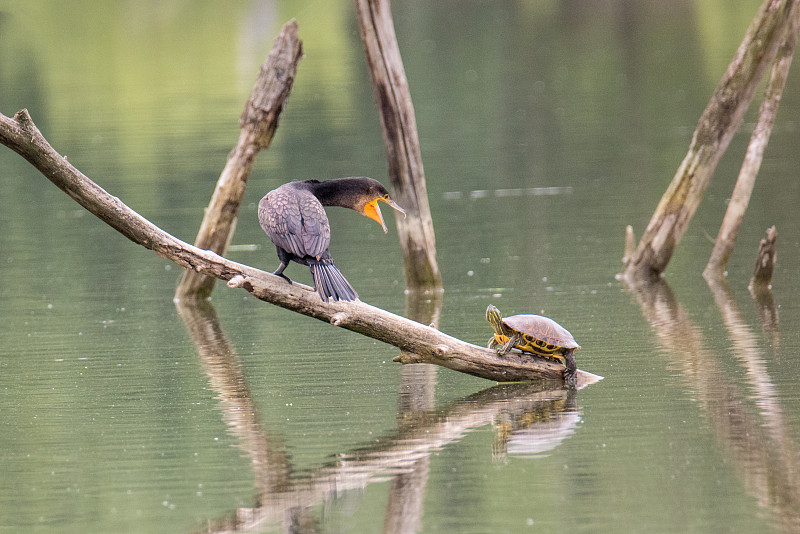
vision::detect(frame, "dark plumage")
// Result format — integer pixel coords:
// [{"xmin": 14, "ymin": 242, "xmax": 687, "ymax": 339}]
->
[{"xmin": 258, "ymin": 177, "xmax": 405, "ymax": 302}]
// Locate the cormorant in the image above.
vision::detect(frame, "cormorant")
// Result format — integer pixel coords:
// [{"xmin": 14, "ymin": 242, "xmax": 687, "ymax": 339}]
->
[{"xmin": 258, "ymin": 177, "xmax": 405, "ymax": 302}]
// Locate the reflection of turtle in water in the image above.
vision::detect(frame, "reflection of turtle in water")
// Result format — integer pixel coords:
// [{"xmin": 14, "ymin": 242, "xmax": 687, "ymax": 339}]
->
[
  {"xmin": 492, "ymin": 388, "xmax": 580, "ymax": 460},
  {"xmin": 486, "ymin": 304, "xmax": 580, "ymax": 384}
]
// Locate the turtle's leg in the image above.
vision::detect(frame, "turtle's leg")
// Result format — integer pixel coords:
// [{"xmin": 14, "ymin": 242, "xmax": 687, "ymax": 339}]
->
[
  {"xmin": 563, "ymin": 348, "xmax": 577, "ymax": 388},
  {"xmin": 498, "ymin": 334, "xmax": 519, "ymax": 355},
  {"xmin": 487, "ymin": 337, "xmax": 500, "ymax": 350}
]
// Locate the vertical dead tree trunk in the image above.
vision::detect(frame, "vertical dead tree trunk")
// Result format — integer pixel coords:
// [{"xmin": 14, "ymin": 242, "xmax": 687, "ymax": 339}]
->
[
  {"xmin": 175, "ymin": 20, "xmax": 303, "ymax": 301},
  {"xmin": 356, "ymin": 0, "xmax": 443, "ymax": 291},
  {"xmin": 704, "ymin": 11, "xmax": 800, "ymax": 280},
  {"xmin": 621, "ymin": 0, "xmax": 799, "ymax": 283}
]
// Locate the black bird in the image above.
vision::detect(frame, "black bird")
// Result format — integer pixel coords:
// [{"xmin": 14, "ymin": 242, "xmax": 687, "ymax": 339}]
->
[{"xmin": 258, "ymin": 177, "xmax": 406, "ymax": 302}]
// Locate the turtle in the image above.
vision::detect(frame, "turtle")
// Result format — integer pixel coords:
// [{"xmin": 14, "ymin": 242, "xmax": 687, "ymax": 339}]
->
[{"xmin": 486, "ymin": 304, "xmax": 580, "ymax": 384}]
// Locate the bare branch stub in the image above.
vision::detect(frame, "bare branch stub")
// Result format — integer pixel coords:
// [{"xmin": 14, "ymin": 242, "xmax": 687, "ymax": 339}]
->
[{"xmin": 749, "ymin": 226, "xmax": 778, "ymax": 289}]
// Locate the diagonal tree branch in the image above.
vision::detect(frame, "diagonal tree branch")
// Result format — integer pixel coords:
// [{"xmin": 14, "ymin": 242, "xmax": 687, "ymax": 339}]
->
[
  {"xmin": 0, "ymin": 109, "xmax": 601, "ymax": 386},
  {"xmin": 703, "ymin": 9, "xmax": 799, "ymax": 280},
  {"xmin": 622, "ymin": 0, "xmax": 799, "ymax": 283},
  {"xmin": 175, "ymin": 19, "xmax": 303, "ymax": 301}
]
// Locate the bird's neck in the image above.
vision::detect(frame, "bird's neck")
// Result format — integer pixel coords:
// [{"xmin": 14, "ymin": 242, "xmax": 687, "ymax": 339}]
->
[{"xmin": 309, "ymin": 178, "xmax": 362, "ymax": 209}]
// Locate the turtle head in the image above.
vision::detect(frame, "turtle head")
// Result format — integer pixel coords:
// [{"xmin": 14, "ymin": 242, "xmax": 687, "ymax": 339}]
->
[{"xmin": 486, "ymin": 305, "xmax": 504, "ymax": 333}]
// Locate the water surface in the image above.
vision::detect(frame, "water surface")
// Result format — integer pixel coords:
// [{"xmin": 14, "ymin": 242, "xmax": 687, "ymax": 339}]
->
[{"xmin": 2, "ymin": 1, "xmax": 800, "ymax": 532}]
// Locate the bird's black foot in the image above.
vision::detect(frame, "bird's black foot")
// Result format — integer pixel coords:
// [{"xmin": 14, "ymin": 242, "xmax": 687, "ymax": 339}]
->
[
  {"xmin": 272, "ymin": 261, "xmax": 293, "ymax": 284},
  {"xmin": 274, "ymin": 273, "xmax": 292, "ymax": 284}
]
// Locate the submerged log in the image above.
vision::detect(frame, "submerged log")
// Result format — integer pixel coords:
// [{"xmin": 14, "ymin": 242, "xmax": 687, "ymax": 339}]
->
[
  {"xmin": 0, "ymin": 109, "xmax": 601, "ymax": 386},
  {"xmin": 356, "ymin": 0, "xmax": 443, "ymax": 291},
  {"xmin": 704, "ymin": 11, "xmax": 800, "ymax": 280},
  {"xmin": 175, "ymin": 20, "xmax": 303, "ymax": 301},
  {"xmin": 621, "ymin": 0, "xmax": 800, "ymax": 283}
]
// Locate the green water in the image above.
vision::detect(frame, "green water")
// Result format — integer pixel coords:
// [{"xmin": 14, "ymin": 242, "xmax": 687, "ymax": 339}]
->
[{"xmin": 3, "ymin": 1, "xmax": 800, "ymax": 532}]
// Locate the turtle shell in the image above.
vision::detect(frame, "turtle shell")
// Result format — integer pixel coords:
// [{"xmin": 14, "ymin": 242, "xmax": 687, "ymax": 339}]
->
[{"xmin": 503, "ymin": 314, "xmax": 580, "ymax": 351}]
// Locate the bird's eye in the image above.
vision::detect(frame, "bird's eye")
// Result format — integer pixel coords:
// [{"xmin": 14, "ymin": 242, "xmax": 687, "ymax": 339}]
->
[{"xmin": 383, "ymin": 194, "xmax": 390, "ymax": 200}]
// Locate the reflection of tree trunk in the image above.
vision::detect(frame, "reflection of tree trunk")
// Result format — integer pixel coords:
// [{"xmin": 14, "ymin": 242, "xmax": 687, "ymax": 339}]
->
[
  {"xmin": 174, "ymin": 300, "xmax": 292, "ymax": 496},
  {"xmin": 384, "ymin": 292, "xmax": 442, "ymax": 534},
  {"xmin": 750, "ymin": 283, "xmax": 780, "ymax": 347},
  {"xmin": 383, "ymin": 456, "xmax": 428, "ymax": 534},
  {"xmin": 705, "ymin": 278, "xmax": 789, "ymax": 447},
  {"xmin": 628, "ymin": 279, "xmax": 800, "ymax": 533},
  {"xmin": 396, "ymin": 290, "xmax": 442, "ymax": 413},
  {"xmin": 176, "ymin": 300, "xmax": 324, "ymax": 532}
]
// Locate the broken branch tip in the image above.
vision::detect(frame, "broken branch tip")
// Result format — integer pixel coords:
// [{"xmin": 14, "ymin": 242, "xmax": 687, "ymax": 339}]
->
[
  {"xmin": 227, "ymin": 275, "xmax": 246, "ymax": 289},
  {"xmin": 330, "ymin": 312, "xmax": 349, "ymax": 326}
]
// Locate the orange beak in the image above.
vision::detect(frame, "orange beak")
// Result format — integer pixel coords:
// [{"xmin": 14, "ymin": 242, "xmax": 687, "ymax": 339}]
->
[{"xmin": 363, "ymin": 198, "xmax": 406, "ymax": 233}]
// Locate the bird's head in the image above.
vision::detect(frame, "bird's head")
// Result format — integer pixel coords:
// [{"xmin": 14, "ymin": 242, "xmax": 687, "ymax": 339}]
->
[
  {"xmin": 357, "ymin": 181, "xmax": 406, "ymax": 233},
  {"xmin": 312, "ymin": 177, "xmax": 407, "ymax": 232}
]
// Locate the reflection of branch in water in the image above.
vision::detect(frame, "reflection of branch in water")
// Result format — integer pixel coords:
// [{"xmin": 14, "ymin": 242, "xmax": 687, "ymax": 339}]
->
[
  {"xmin": 270, "ymin": 384, "xmax": 580, "ymax": 532},
  {"xmin": 177, "ymin": 298, "xmax": 583, "ymax": 534},
  {"xmin": 326, "ymin": 382, "xmax": 579, "ymax": 478},
  {"xmin": 628, "ymin": 279, "xmax": 800, "ymax": 534}
]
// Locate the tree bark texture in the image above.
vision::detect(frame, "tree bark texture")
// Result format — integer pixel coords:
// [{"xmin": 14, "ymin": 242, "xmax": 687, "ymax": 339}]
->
[
  {"xmin": 622, "ymin": 0, "xmax": 799, "ymax": 283},
  {"xmin": 0, "ymin": 110, "xmax": 600, "ymax": 386},
  {"xmin": 704, "ymin": 10, "xmax": 799, "ymax": 279},
  {"xmin": 175, "ymin": 19, "xmax": 303, "ymax": 301},
  {"xmin": 356, "ymin": 0, "xmax": 443, "ymax": 291}
]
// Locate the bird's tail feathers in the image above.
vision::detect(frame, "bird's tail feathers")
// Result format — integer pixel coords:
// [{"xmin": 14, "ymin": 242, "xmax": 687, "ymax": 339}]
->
[{"xmin": 309, "ymin": 261, "xmax": 358, "ymax": 302}]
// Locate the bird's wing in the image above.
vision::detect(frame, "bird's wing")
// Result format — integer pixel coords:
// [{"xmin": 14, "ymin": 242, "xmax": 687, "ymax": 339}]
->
[
  {"xmin": 296, "ymin": 194, "xmax": 331, "ymax": 259},
  {"xmin": 259, "ymin": 186, "xmax": 330, "ymax": 259}
]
